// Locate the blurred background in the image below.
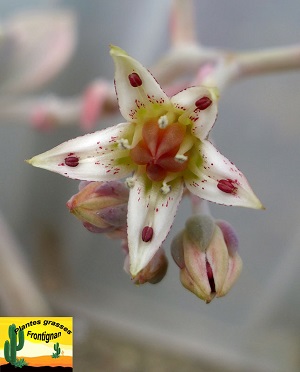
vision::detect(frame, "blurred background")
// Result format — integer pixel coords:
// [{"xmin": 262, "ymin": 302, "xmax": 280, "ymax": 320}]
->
[{"xmin": 0, "ymin": 1, "xmax": 300, "ymax": 371}]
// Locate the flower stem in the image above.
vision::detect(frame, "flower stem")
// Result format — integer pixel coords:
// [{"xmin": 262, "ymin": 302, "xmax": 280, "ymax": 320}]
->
[
  {"xmin": 234, "ymin": 44, "xmax": 300, "ymax": 78},
  {"xmin": 0, "ymin": 212, "xmax": 50, "ymax": 315},
  {"xmin": 171, "ymin": 0, "xmax": 196, "ymax": 46}
]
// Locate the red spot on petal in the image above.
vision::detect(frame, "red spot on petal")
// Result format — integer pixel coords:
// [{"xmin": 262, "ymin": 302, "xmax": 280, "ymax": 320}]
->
[
  {"xmin": 128, "ymin": 72, "xmax": 142, "ymax": 87},
  {"xmin": 217, "ymin": 179, "xmax": 237, "ymax": 194},
  {"xmin": 195, "ymin": 96, "xmax": 212, "ymax": 110},
  {"xmin": 142, "ymin": 226, "xmax": 153, "ymax": 242},
  {"xmin": 65, "ymin": 156, "xmax": 79, "ymax": 167}
]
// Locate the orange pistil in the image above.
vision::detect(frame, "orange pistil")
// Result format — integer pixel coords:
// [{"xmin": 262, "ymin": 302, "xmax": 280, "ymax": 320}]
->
[{"xmin": 130, "ymin": 119, "xmax": 188, "ymax": 181}]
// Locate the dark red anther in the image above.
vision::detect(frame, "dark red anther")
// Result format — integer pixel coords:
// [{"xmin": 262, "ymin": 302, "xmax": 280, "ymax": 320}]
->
[
  {"xmin": 65, "ymin": 156, "xmax": 79, "ymax": 167},
  {"xmin": 195, "ymin": 96, "xmax": 212, "ymax": 110},
  {"xmin": 217, "ymin": 179, "xmax": 237, "ymax": 194},
  {"xmin": 128, "ymin": 72, "xmax": 142, "ymax": 87},
  {"xmin": 142, "ymin": 226, "xmax": 153, "ymax": 242}
]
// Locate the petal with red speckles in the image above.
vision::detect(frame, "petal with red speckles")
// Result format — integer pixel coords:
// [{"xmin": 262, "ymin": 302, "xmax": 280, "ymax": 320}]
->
[
  {"xmin": 110, "ymin": 45, "xmax": 169, "ymax": 122},
  {"xmin": 28, "ymin": 122, "xmax": 135, "ymax": 181},
  {"xmin": 127, "ymin": 171, "xmax": 183, "ymax": 276},
  {"xmin": 171, "ymin": 86, "xmax": 218, "ymax": 139},
  {"xmin": 185, "ymin": 140, "xmax": 263, "ymax": 209}
]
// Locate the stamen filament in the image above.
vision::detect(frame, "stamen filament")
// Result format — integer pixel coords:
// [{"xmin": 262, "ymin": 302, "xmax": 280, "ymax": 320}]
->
[
  {"xmin": 176, "ymin": 134, "xmax": 194, "ymax": 154},
  {"xmin": 162, "ymin": 173, "xmax": 180, "ymax": 184},
  {"xmin": 130, "ymin": 123, "xmax": 143, "ymax": 148}
]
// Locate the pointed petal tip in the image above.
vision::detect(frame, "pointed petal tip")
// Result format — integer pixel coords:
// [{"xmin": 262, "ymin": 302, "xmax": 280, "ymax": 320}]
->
[
  {"xmin": 109, "ymin": 45, "xmax": 127, "ymax": 58},
  {"xmin": 25, "ymin": 154, "xmax": 43, "ymax": 168},
  {"xmin": 247, "ymin": 194, "xmax": 265, "ymax": 210},
  {"xmin": 234, "ymin": 193, "xmax": 264, "ymax": 210},
  {"xmin": 234, "ymin": 184, "xmax": 266, "ymax": 210},
  {"xmin": 210, "ymin": 86, "xmax": 220, "ymax": 101},
  {"xmin": 129, "ymin": 262, "xmax": 142, "ymax": 278},
  {"xmin": 128, "ymin": 247, "xmax": 163, "ymax": 279},
  {"xmin": 128, "ymin": 251, "xmax": 153, "ymax": 278},
  {"xmin": 25, "ymin": 157, "xmax": 36, "ymax": 166}
]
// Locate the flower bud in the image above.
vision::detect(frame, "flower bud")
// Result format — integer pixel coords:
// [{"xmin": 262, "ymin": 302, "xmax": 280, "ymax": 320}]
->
[
  {"xmin": 66, "ymin": 181, "xmax": 129, "ymax": 236},
  {"xmin": 124, "ymin": 246, "xmax": 168, "ymax": 285},
  {"xmin": 171, "ymin": 215, "xmax": 242, "ymax": 303},
  {"xmin": 80, "ymin": 80, "xmax": 110, "ymax": 131}
]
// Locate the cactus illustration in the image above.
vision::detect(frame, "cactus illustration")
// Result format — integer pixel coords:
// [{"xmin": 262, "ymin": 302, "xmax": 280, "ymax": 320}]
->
[
  {"xmin": 4, "ymin": 324, "xmax": 25, "ymax": 366},
  {"xmin": 52, "ymin": 342, "xmax": 61, "ymax": 358}
]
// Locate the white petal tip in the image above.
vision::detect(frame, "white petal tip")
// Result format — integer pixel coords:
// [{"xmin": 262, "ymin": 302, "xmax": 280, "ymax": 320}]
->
[
  {"xmin": 256, "ymin": 200, "xmax": 265, "ymax": 210},
  {"xmin": 26, "ymin": 157, "xmax": 36, "ymax": 166},
  {"xmin": 129, "ymin": 262, "xmax": 142, "ymax": 278},
  {"xmin": 26, "ymin": 153, "xmax": 54, "ymax": 171},
  {"xmin": 233, "ymin": 194, "xmax": 264, "ymax": 210},
  {"xmin": 26, "ymin": 155, "xmax": 43, "ymax": 168},
  {"xmin": 244, "ymin": 192, "xmax": 265, "ymax": 210},
  {"xmin": 129, "ymin": 252, "xmax": 150, "ymax": 277},
  {"xmin": 109, "ymin": 45, "xmax": 127, "ymax": 58},
  {"xmin": 209, "ymin": 86, "xmax": 220, "ymax": 101}
]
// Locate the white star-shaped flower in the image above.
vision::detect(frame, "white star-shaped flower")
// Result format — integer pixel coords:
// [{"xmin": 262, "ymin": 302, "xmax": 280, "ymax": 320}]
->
[{"xmin": 28, "ymin": 46, "xmax": 262, "ymax": 276}]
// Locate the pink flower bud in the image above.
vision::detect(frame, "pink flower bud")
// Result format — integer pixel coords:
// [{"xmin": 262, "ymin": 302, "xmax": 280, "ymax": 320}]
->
[
  {"xmin": 124, "ymin": 247, "xmax": 168, "ymax": 285},
  {"xmin": 80, "ymin": 80, "xmax": 110, "ymax": 131},
  {"xmin": 171, "ymin": 215, "xmax": 242, "ymax": 303},
  {"xmin": 66, "ymin": 181, "xmax": 129, "ymax": 235}
]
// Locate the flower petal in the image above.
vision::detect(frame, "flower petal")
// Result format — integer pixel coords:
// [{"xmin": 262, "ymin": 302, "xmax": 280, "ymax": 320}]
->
[
  {"xmin": 205, "ymin": 225, "xmax": 230, "ymax": 295},
  {"xmin": 171, "ymin": 86, "xmax": 218, "ymax": 139},
  {"xmin": 28, "ymin": 123, "xmax": 135, "ymax": 181},
  {"xmin": 110, "ymin": 45, "xmax": 169, "ymax": 122},
  {"xmin": 182, "ymin": 233, "xmax": 211, "ymax": 300},
  {"xmin": 185, "ymin": 140, "xmax": 263, "ymax": 209},
  {"xmin": 216, "ymin": 220, "xmax": 242, "ymax": 298},
  {"xmin": 180, "ymin": 267, "xmax": 210, "ymax": 302},
  {"xmin": 127, "ymin": 172, "xmax": 183, "ymax": 276},
  {"xmin": 218, "ymin": 248, "xmax": 242, "ymax": 298}
]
